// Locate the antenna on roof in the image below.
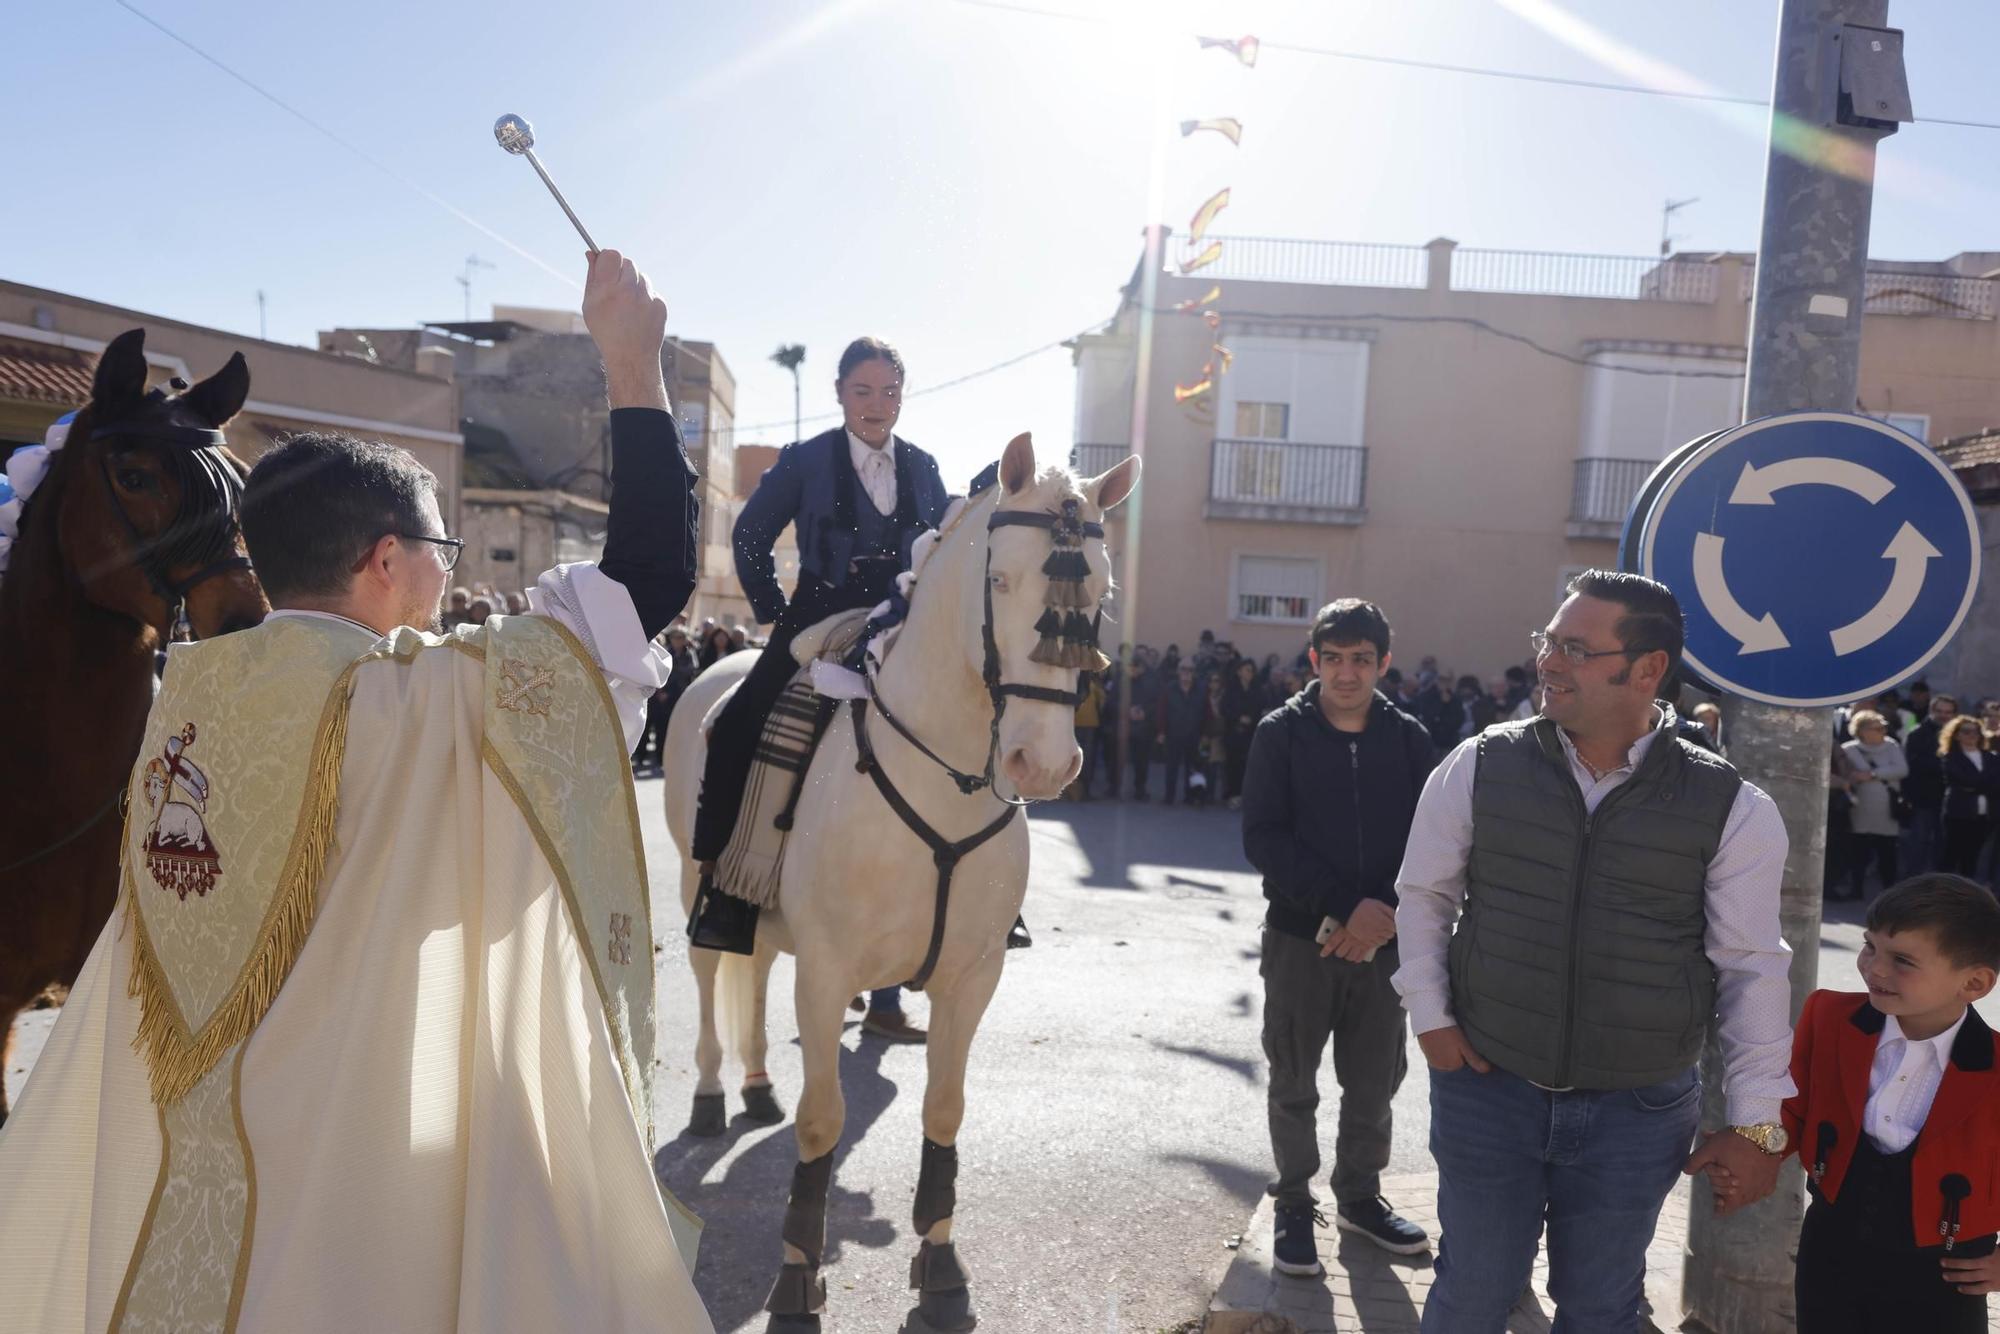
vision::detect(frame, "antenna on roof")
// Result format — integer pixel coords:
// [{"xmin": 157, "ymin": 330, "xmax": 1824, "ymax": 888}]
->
[{"xmin": 457, "ymin": 255, "xmax": 497, "ymax": 322}]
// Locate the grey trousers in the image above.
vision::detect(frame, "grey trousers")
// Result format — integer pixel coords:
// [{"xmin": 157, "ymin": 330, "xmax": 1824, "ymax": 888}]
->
[{"xmin": 1261, "ymin": 926, "xmax": 1408, "ymax": 1210}]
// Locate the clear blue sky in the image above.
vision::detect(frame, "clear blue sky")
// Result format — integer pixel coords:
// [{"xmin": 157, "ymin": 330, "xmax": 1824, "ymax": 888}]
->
[{"xmin": 9, "ymin": 0, "xmax": 2000, "ymax": 487}]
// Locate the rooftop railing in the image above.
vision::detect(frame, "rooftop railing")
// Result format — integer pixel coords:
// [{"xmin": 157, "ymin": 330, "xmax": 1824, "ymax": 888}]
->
[{"xmin": 1190, "ymin": 236, "xmax": 1998, "ymax": 318}]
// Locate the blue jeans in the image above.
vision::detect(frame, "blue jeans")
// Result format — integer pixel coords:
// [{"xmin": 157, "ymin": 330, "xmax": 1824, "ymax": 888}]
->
[{"xmin": 1422, "ymin": 1064, "xmax": 1701, "ymax": 1334}]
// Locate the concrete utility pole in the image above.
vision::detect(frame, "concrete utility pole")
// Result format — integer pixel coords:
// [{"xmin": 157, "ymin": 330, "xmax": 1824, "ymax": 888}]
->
[{"xmin": 1681, "ymin": 2, "xmax": 1903, "ymax": 1329}]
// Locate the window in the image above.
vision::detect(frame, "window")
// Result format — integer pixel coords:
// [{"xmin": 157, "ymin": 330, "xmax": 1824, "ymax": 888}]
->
[
  {"xmin": 1234, "ymin": 555, "xmax": 1319, "ymax": 624},
  {"xmin": 1874, "ymin": 412, "xmax": 1929, "ymax": 443},
  {"xmin": 1234, "ymin": 401, "xmax": 1290, "ymax": 440},
  {"xmin": 1578, "ymin": 349, "xmax": 1744, "ymax": 462}
]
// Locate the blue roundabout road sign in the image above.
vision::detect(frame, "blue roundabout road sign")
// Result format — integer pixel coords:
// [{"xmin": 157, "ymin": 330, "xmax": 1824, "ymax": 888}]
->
[{"xmin": 1631, "ymin": 412, "xmax": 1981, "ymax": 708}]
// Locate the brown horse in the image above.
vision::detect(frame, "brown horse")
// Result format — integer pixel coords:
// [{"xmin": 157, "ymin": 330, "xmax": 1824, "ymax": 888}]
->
[{"xmin": 0, "ymin": 328, "xmax": 268, "ymax": 1125}]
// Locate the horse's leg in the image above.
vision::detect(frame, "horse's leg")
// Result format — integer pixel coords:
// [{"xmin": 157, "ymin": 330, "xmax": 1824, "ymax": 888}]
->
[
  {"xmin": 739, "ymin": 936, "xmax": 785, "ymax": 1125},
  {"xmin": 686, "ymin": 938, "xmax": 727, "ymax": 1137},
  {"xmin": 909, "ymin": 953, "xmax": 1004, "ymax": 1333},
  {"xmin": 764, "ymin": 957, "xmax": 849, "ymax": 1333},
  {"xmin": 0, "ymin": 1002, "xmax": 17, "ymax": 1128}
]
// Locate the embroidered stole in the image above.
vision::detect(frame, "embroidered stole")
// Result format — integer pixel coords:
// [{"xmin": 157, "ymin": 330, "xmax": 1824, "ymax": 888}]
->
[{"xmin": 111, "ymin": 615, "xmax": 688, "ymax": 1332}]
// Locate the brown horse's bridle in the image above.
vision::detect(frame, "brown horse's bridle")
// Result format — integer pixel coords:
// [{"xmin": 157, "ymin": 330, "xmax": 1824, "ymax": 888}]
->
[{"xmin": 87, "ymin": 390, "xmax": 251, "ymax": 637}]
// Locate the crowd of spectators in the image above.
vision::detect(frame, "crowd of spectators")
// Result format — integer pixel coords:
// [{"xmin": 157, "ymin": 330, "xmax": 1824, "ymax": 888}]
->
[
  {"xmin": 1062, "ymin": 629, "xmax": 1554, "ymax": 809},
  {"xmin": 1826, "ymin": 682, "xmax": 2000, "ymax": 899}
]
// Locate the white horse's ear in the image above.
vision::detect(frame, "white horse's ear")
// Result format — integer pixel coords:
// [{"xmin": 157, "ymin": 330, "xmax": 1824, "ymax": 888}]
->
[
  {"xmin": 1090, "ymin": 455, "xmax": 1141, "ymax": 512},
  {"xmin": 1000, "ymin": 432, "xmax": 1036, "ymax": 493}
]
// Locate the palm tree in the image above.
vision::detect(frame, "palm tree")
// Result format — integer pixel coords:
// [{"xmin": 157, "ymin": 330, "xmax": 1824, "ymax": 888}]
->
[{"xmin": 770, "ymin": 344, "xmax": 807, "ymax": 443}]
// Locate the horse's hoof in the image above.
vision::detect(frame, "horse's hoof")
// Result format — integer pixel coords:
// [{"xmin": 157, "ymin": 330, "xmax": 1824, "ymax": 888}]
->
[
  {"xmin": 687, "ymin": 1092, "xmax": 726, "ymax": 1137},
  {"xmin": 764, "ymin": 1317, "xmax": 821, "ymax": 1334},
  {"xmin": 916, "ymin": 1287, "xmax": 975, "ymax": 1332},
  {"xmin": 741, "ymin": 1083, "xmax": 785, "ymax": 1125}
]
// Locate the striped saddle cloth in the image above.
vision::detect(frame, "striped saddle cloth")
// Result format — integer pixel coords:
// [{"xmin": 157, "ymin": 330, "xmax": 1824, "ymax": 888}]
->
[{"xmin": 713, "ymin": 610, "xmax": 874, "ymax": 909}]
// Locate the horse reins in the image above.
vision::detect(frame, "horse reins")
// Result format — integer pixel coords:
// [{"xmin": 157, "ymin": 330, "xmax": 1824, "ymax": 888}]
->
[
  {"xmin": 846, "ymin": 497, "xmax": 1105, "ymax": 988},
  {"xmin": 89, "ymin": 390, "xmax": 251, "ymax": 638},
  {"xmin": 860, "ymin": 503, "xmax": 1105, "ymax": 804}
]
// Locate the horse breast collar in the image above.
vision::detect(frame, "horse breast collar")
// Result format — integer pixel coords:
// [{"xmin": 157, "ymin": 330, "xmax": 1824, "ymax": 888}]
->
[{"xmin": 846, "ymin": 495, "xmax": 1106, "ymax": 988}]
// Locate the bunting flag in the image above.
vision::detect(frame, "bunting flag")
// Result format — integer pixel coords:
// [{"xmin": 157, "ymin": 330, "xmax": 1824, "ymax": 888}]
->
[
  {"xmin": 1187, "ymin": 187, "xmax": 1230, "ymax": 244},
  {"xmin": 1179, "ymin": 240, "xmax": 1224, "ymax": 275},
  {"xmin": 1211, "ymin": 344, "xmax": 1234, "ymax": 373},
  {"xmin": 1203, "ymin": 310, "xmax": 1222, "ymax": 330},
  {"xmin": 1196, "ymin": 34, "xmax": 1260, "ymax": 67},
  {"xmin": 1173, "ymin": 376, "xmax": 1214, "ymax": 404},
  {"xmin": 1173, "ymin": 285, "xmax": 1223, "ymax": 312},
  {"xmin": 1179, "ymin": 117, "xmax": 1244, "ymax": 145}
]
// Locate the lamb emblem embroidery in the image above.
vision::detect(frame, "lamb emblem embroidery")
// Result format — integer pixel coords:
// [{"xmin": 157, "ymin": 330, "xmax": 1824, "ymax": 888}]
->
[{"xmin": 141, "ymin": 723, "xmax": 221, "ymax": 900}]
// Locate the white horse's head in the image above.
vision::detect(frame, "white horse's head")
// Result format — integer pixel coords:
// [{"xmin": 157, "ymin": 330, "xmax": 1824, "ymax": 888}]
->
[{"xmin": 952, "ymin": 432, "xmax": 1138, "ymax": 799}]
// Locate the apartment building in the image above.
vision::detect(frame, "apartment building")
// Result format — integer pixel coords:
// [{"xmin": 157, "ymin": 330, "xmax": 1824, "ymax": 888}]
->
[{"xmin": 1071, "ymin": 235, "xmax": 2000, "ymax": 676}]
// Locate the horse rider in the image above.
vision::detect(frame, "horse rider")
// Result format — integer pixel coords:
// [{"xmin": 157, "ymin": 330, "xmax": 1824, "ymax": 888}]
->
[{"xmin": 687, "ymin": 339, "xmax": 949, "ymax": 974}]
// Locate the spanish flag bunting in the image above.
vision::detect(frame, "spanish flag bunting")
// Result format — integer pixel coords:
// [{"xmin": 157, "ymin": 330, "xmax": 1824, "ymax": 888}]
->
[
  {"xmin": 1196, "ymin": 34, "xmax": 1259, "ymax": 67},
  {"xmin": 1174, "ymin": 375, "xmax": 1214, "ymax": 403},
  {"xmin": 1180, "ymin": 239, "xmax": 1224, "ymax": 275},
  {"xmin": 1179, "ymin": 117, "xmax": 1244, "ymax": 145},
  {"xmin": 1174, "ymin": 285, "xmax": 1223, "ymax": 312},
  {"xmin": 1187, "ymin": 187, "xmax": 1230, "ymax": 244}
]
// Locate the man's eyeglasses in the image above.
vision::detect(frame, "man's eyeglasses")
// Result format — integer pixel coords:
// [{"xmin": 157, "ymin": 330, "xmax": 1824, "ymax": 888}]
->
[
  {"xmin": 399, "ymin": 533, "xmax": 466, "ymax": 572},
  {"xmin": 1530, "ymin": 630, "xmax": 1636, "ymax": 666}
]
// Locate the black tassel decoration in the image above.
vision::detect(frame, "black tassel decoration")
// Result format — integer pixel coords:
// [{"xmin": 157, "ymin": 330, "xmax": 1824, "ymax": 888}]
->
[{"xmin": 1029, "ymin": 607, "xmax": 1065, "ymax": 666}]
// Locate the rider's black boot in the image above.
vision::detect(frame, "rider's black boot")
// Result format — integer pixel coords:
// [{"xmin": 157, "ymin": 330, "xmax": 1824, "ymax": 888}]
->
[
  {"xmin": 687, "ymin": 870, "xmax": 760, "ymax": 955},
  {"xmin": 1007, "ymin": 915, "xmax": 1032, "ymax": 950}
]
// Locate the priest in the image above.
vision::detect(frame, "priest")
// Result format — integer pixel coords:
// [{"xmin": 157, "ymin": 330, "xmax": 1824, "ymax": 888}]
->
[{"xmin": 0, "ymin": 250, "xmax": 713, "ymax": 1333}]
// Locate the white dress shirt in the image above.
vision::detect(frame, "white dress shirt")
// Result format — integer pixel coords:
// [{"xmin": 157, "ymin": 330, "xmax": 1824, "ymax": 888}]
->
[
  {"xmin": 258, "ymin": 563, "xmax": 667, "ymax": 751},
  {"xmin": 849, "ymin": 429, "xmax": 897, "ymax": 517},
  {"xmin": 1864, "ymin": 1010, "xmax": 1967, "ymax": 1153},
  {"xmin": 1391, "ymin": 712, "xmax": 1798, "ymax": 1124}
]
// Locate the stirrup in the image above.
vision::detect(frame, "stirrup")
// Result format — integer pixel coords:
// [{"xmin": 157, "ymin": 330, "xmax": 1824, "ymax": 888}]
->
[
  {"xmin": 687, "ymin": 871, "xmax": 759, "ymax": 955},
  {"xmin": 1007, "ymin": 915, "xmax": 1032, "ymax": 950}
]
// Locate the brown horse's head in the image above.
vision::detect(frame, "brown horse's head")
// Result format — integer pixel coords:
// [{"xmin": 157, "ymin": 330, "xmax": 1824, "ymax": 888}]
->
[{"xmin": 54, "ymin": 329, "xmax": 269, "ymax": 639}]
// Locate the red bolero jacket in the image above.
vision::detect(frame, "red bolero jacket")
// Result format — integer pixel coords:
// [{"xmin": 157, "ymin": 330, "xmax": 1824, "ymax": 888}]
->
[{"xmin": 1783, "ymin": 989, "xmax": 2000, "ymax": 1250}]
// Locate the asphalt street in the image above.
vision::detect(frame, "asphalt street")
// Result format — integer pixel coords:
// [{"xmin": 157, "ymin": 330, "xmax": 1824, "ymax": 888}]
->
[{"xmin": 7, "ymin": 780, "xmax": 1982, "ymax": 1334}]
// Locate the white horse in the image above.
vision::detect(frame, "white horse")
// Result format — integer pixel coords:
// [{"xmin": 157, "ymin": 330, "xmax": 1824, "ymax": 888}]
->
[{"xmin": 663, "ymin": 434, "xmax": 1138, "ymax": 1332}]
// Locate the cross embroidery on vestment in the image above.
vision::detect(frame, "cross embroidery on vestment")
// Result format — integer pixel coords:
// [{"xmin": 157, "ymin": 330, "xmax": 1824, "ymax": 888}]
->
[{"xmin": 496, "ymin": 658, "xmax": 555, "ymax": 716}]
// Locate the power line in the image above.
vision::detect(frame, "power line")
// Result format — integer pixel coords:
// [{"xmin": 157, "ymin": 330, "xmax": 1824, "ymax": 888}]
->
[
  {"xmin": 950, "ymin": 0, "xmax": 2000, "ymax": 130},
  {"xmin": 728, "ymin": 329, "xmax": 1101, "ymax": 439},
  {"xmin": 109, "ymin": 0, "xmax": 581, "ymax": 289}
]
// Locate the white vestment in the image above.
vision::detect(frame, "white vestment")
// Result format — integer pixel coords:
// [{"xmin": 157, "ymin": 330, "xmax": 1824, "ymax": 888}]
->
[{"xmin": 0, "ymin": 565, "xmax": 713, "ymax": 1334}]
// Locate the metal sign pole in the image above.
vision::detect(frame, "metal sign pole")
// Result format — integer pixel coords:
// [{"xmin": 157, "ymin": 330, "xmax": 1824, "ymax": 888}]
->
[{"xmin": 1681, "ymin": 1, "xmax": 1899, "ymax": 1328}]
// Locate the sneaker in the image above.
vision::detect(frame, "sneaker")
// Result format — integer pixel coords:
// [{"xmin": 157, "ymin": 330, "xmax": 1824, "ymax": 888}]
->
[
  {"xmin": 1335, "ymin": 1196, "xmax": 1430, "ymax": 1255},
  {"xmin": 1272, "ymin": 1205, "xmax": 1325, "ymax": 1277},
  {"xmin": 861, "ymin": 1008, "xmax": 927, "ymax": 1044}
]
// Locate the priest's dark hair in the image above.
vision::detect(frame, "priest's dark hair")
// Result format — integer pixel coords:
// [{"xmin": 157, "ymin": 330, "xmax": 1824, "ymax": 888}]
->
[
  {"xmin": 836, "ymin": 336, "xmax": 904, "ymax": 384},
  {"xmin": 240, "ymin": 433, "xmax": 438, "ymax": 602}
]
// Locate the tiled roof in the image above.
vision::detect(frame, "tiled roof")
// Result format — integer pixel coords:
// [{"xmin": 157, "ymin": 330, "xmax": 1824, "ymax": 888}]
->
[
  {"xmin": 1940, "ymin": 431, "xmax": 2000, "ymax": 469},
  {"xmin": 0, "ymin": 340, "xmax": 93, "ymax": 407}
]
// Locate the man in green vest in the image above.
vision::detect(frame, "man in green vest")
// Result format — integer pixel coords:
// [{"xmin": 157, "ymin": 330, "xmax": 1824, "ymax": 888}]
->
[{"xmin": 1394, "ymin": 570, "xmax": 1796, "ymax": 1333}]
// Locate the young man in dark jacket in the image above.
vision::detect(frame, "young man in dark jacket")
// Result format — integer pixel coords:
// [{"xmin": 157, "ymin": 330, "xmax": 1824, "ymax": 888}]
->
[{"xmin": 1241, "ymin": 598, "xmax": 1437, "ymax": 1276}]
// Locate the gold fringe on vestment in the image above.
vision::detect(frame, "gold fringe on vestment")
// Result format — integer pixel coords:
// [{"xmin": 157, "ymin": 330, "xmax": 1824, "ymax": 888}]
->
[{"xmin": 125, "ymin": 671, "xmax": 357, "ymax": 1107}]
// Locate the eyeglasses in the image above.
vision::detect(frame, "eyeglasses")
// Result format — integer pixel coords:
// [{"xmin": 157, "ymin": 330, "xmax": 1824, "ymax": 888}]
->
[
  {"xmin": 1530, "ymin": 630, "xmax": 1636, "ymax": 666},
  {"xmin": 398, "ymin": 533, "xmax": 465, "ymax": 572}
]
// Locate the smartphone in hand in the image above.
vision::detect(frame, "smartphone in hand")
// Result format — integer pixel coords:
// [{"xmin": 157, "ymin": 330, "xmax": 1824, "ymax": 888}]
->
[{"xmin": 1316, "ymin": 915, "xmax": 1378, "ymax": 963}]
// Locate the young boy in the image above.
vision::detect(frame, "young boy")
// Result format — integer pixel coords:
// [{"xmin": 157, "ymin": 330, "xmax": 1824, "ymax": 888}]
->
[{"xmin": 1780, "ymin": 873, "xmax": 2000, "ymax": 1332}]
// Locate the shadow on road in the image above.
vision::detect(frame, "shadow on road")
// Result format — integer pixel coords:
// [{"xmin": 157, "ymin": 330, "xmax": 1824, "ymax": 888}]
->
[
  {"xmin": 1158, "ymin": 1150, "xmax": 1270, "ymax": 1207},
  {"xmin": 1031, "ymin": 800, "xmax": 1252, "ymax": 892},
  {"xmin": 655, "ymin": 1026, "xmax": 916, "ymax": 1332},
  {"xmin": 1153, "ymin": 1039, "xmax": 1261, "ymax": 1085}
]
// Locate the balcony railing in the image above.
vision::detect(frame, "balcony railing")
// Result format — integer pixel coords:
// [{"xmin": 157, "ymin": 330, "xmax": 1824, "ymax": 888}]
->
[
  {"xmin": 1452, "ymin": 250, "xmax": 1720, "ymax": 303},
  {"xmin": 1070, "ymin": 442, "xmax": 1131, "ymax": 477},
  {"xmin": 1208, "ymin": 438, "xmax": 1366, "ymax": 520},
  {"xmin": 1188, "ymin": 237, "xmax": 1428, "ymax": 288},
  {"xmin": 1570, "ymin": 456, "xmax": 1657, "ymax": 528}
]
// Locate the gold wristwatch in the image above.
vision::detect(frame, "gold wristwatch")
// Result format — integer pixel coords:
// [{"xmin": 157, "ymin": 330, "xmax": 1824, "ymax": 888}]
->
[{"xmin": 1729, "ymin": 1122, "xmax": 1789, "ymax": 1155}]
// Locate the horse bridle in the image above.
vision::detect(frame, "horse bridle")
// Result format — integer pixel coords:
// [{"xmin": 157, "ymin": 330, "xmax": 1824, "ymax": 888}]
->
[
  {"xmin": 861, "ymin": 503, "xmax": 1104, "ymax": 806},
  {"xmin": 88, "ymin": 390, "xmax": 251, "ymax": 637}
]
